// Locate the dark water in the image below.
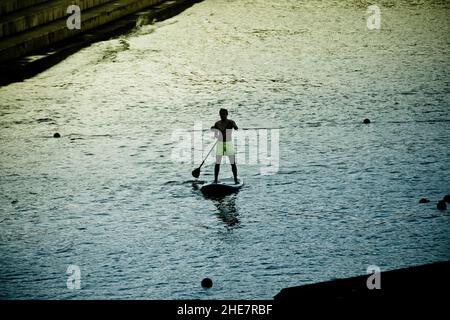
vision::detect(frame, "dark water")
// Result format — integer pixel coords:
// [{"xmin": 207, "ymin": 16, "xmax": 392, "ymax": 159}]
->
[{"xmin": 0, "ymin": 0, "xmax": 449, "ymax": 299}]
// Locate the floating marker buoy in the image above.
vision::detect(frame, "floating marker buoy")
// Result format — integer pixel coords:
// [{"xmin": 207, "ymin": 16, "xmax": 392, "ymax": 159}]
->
[
  {"xmin": 363, "ymin": 118, "xmax": 371, "ymax": 124},
  {"xmin": 419, "ymin": 198, "xmax": 430, "ymax": 204},
  {"xmin": 53, "ymin": 132, "xmax": 61, "ymax": 138},
  {"xmin": 437, "ymin": 200, "xmax": 447, "ymax": 210},
  {"xmin": 201, "ymin": 278, "xmax": 213, "ymax": 288}
]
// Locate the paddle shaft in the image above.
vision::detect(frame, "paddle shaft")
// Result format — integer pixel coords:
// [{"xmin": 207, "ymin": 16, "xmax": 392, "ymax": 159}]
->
[{"xmin": 198, "ymin": 140, "xmax": 218, "ymax": 169}]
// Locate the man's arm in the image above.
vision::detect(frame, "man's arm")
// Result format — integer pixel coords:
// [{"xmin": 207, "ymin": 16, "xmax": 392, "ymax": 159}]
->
[
  {"xmin": 232, "ymin": 120, "xmax": 238, "ymax": 130},
  {"xmin": 211, "ymin": 122, "xmax": 220, "ymax": 139}
]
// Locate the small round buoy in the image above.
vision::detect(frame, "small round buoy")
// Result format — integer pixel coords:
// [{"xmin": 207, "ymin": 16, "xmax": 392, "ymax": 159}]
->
[
  {"xmin": 444, "ymin": 195, "xmax": 450, "ymax": 203},
  {"xmin": 201, "ymin": 278, "xmax": 213, "ymax": 288},
  {"xmin": 53, "ymin": 132, "xmax": 61, "ymax": 138},
  {"xmin": 437, "ymin": 200, "xmax": 447, "ymax": 210},
  {"xmin": 363, "ymin": 118, "xmax": 371, "ymax": 124},
  {"xmin": 419, "ymin": 198, "xmax": 430, "ymax": 204}
]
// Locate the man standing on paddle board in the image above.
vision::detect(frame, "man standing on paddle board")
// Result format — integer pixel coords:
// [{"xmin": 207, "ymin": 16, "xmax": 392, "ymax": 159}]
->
[{"xmin": 211, "ymin": 108, "xmax": 239, "ymax": 184}]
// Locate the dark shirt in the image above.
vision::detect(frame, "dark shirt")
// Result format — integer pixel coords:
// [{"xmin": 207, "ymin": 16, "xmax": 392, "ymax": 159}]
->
[{"xmin": 212, "ymin": 119, "xmax": 238, "ymax": 142}]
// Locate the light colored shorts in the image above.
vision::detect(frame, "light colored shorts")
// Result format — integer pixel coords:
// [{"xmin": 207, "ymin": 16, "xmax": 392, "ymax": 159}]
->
[{"xmin": 216, "ymin": 141, "xmax": 235, "ymax": 156}]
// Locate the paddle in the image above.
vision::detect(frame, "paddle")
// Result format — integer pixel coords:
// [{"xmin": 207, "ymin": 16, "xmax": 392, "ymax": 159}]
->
[{"xmin": 192, "ymin": 140, "xmax": 218, "ymax": 178}]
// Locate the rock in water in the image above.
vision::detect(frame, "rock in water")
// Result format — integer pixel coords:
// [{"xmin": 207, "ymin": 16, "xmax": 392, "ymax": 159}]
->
[
  {"xmin": 201, "ymin": 278, "xmax": 213, "ymax": 288},
  {"xmin": 363, "ymin": 118, "xmax": 371, "ymax": 124},
  {"xmin": 53, "ymin": 132, "xmax": 61, "ymax": 138},
  {"xmin": 437, "ymin": 201, "xmax": 447, "ymax": 210}
]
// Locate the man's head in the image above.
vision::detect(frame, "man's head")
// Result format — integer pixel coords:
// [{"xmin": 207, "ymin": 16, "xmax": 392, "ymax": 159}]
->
[{"xmin": 219, "ymin": 108, "xmax": 228, "ymax": 121}]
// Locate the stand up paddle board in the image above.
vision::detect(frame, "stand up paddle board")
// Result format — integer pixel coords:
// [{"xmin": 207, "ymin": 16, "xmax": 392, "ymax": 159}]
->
[{"xmin": 200, "ymin": 178, "xmax": 244, "ymax": 197}]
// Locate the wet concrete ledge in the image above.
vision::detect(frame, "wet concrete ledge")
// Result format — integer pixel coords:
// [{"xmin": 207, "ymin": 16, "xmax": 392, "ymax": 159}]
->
[
  {"xmin": 0, "ymin": 1, "xmax": 116, "ymax": 38},
  {"xmin": 0, "ymin": 0, "xmax": 49, "ymax": 16},
  {"xmin": 0, "ymin": 0, "xmax": 167, "ymax": 62},
  {"xmin": 0, "ymin": 0, "xmax": 202, "ymax": 86},
  {"xmin": 274, "ymin": 260, "xmax": 450, "ymax": 310}
]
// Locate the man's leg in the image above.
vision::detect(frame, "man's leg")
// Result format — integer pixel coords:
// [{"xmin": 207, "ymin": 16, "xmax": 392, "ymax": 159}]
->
[
  {"xmin": 229, "ymin": 155, "xmax": 238, "ymax": 183},
  {"xmin": 214, "ymin": 155, "xmax": 222, "ymax": 183}
]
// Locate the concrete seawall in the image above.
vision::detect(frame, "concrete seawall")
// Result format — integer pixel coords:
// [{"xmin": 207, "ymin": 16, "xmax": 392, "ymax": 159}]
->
[
  {"xmin": 0, "ymin": 0, "xmax": 202, "ymax": 86},
  {"xmin": 274, "ymin": 260, "xmax": 450, "ymax": 311},
  {"xmin": 0, "ymin": 0, "xmax": 115, "ymax": 38},
  {"xmin": 0, "ymin": 0, "xmax": 50, "ymax": 16}
]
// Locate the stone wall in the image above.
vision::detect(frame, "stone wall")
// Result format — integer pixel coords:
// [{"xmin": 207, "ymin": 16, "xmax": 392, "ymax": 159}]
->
[{"xmin": 0, "ymin": 0, "xmax": 164, "ymax": 62}]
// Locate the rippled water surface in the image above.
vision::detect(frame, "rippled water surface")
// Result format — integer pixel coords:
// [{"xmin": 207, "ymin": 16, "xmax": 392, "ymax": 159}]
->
[{"xmin": 0, "ymin": 0, "xmax": 449, "ymax": 299}]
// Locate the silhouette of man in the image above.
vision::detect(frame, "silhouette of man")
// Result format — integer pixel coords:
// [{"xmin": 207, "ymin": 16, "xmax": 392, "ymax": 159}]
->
[{"xmin": 211, "ymin": 108, "xmax": 239, "ymax": 184}]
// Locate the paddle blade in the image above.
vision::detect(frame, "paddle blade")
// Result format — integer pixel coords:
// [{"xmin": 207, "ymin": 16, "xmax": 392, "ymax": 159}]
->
[{"xmin": 192, "ymin": 167, "xmax": 201, "ymax": 178}]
